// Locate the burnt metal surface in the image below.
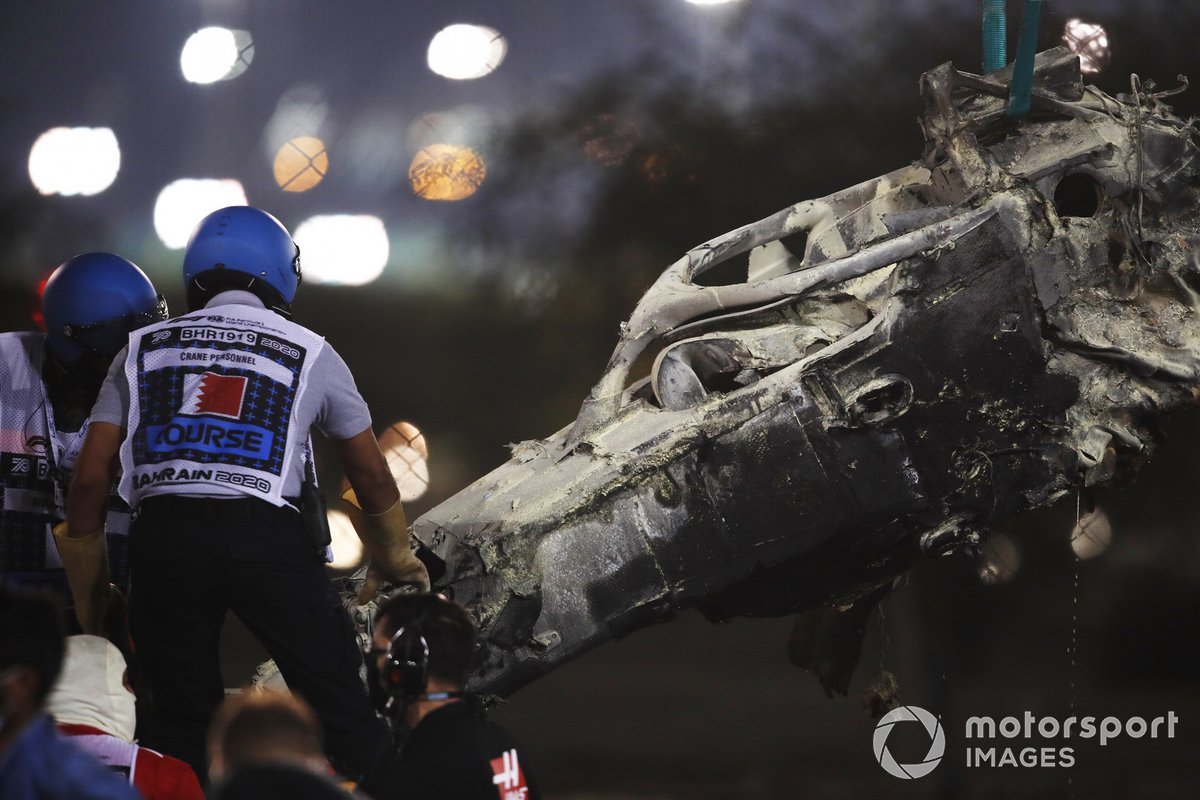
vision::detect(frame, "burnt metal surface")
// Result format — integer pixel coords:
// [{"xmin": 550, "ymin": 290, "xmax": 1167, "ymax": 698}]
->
[{"xmin": 410, "ymin": 49, "xmax": 1200, "ymax": 697}]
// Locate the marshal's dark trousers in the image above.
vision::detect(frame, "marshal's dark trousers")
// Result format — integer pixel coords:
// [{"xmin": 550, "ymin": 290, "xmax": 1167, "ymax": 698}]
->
[{"xmin": 127, "ymin": 495, "xmax": 388, "ymax": 783}]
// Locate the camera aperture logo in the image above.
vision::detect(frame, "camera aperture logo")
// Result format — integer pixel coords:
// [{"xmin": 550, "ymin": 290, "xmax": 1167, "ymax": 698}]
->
[
  {"xmin": 873, "ymin": 705, "xmax": 946, "ymax": 779},
  {"xmin": 872, "ymin": 707, "xmax": 1180, "ymax": 777}
]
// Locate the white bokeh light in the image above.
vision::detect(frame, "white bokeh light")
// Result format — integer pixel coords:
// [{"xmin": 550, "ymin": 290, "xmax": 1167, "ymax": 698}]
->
[
  {"xmin": 153, "ymin": 179, "xmax": 247, "ymax": 249},
  {"xmin": 427, "ymin": 24, "xmax": 507, "ymax": 80},
  {"xmin": 181, "ymin": 27, "xmax": 240, "ymax": 84},
  {"xmin": 1070, "ymin": 506, "xmax": 1112, "ymax": 559},
  {"xmin": 326, "ymin": 510, "xmax": 364, "ymax": 570},
  {"xmin": 293, "ymin": 215, "xmax": 388, "ymax": 286},
  {"xmin": 1062, "ymin": 18, "xmax": 1110, "ymax": 75},
  {"xmin": 684, "ymin": 0, "xmax": 741, "ymax": 5},
  {"xmin": 28, "ymin": 127, "xmax": 120, "ymax": 196}
]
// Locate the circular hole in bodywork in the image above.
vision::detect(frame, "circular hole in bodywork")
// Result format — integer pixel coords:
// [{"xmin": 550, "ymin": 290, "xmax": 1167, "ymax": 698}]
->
[{"xmin": 1053, "ymin": 173, "xmax": 1102, "ymax": 218}]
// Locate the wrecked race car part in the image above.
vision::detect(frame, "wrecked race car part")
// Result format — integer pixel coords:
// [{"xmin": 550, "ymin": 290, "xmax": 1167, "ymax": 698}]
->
[{"xmin": 402, "ymin": 48, "xmax": 1200, "ymax": 698}]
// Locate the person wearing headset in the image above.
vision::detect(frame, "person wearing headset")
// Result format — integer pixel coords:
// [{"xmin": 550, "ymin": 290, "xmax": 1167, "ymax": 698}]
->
[
  {"xmin": 61, "ymin": 206, "xmax": 429, "ymax": 784},
  {"xmin": 1, "ymin": 253, "xmax": 166, "ymax": 609},
  {"xmin": 359, "ymin": 592, "xmax": 541, "ymax": 800}
]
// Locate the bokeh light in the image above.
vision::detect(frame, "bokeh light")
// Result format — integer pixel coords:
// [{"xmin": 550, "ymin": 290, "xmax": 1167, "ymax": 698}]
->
[
  {"xmin": 427, "ymin": 24, "xmax": 507, "ymax": 80},
  {"xmin": 1062, "ymin": 19, "xmax": 1110, "ymax": 75},
  {"xmin": 180, "ymin": 28, "xmax": 234, "ymax": 83},
  {"xmin": 153, "ymin": 179, "xmax": 247, "ymax": 249},
  {"xmin": 406, "ymin": 107, "xmax": 492, "ymax": 152},
  {"xmin": 181, "ymin": 27, "xmax": 244, "ymax": 84},
  {"xmin": 293, "ymin": 214, "xmax": 388, "ymax": 286},
  {"xmin": 326, "ymin": 509, "xmax": 364, "ymax": 570},
  {"xmin": 379, "ymin": 421, "xmax": 429, "ymax": 503},
  {"xmin": 684, "ymin": 0, "xmax": 742, "ymax": 5},
  {"xmin": 28, "ymin": 127, "xmax": 120, "ymax": 196},
  {"xmin": 1070, "ymin": 506, "xmax": 1112, "ymax": 559},
  {"xmin": 978, "ymin": 533, "xmax": 1020, "ymax": 585},
  {"xmin": 409, "ymin": 144, "xmax": 487, "ymax": 201},
  {"xmin": 274, "ymin": 136, "xmax": 329, "ymax": 192}
]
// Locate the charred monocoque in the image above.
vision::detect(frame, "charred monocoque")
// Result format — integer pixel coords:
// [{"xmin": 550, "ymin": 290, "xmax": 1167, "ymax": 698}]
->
[{"xmin": 410, "ymin": 49, "xmax": 1200, "ymax": 696}]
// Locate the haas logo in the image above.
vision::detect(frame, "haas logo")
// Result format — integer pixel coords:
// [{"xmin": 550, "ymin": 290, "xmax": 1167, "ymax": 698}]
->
[
  {"xmin": 490, "ymin": 749, "xmax": 528, "ymax": 800},
  {"xmin": 180, "ymin": 372, "xmax": 248, "ymax": 419}
]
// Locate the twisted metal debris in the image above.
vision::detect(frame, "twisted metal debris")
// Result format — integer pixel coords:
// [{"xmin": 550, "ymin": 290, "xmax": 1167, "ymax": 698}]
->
[{"xmin": 408, "ymin": 49, "xmax": 1200, "ymax": 696}]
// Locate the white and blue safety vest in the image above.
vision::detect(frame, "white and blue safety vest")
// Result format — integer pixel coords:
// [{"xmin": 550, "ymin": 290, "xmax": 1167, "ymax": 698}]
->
[
  {"xmin": 117, "ymin": 305, "xmax": 324, "ymax": 508},
  {"xmin": 0, "ymin": 332, "xmax": 132, "ymax": 591}
]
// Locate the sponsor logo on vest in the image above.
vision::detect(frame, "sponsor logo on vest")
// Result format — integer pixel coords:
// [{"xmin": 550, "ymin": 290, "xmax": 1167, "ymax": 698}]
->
[
  {"xmin": 3, "ymin": 455, "xmax": 50, "ymax": 480},
  {"xmin": 24, "ymin": 435, "xmax": 49, "ymax": 452},
  {"xmin": 179, "ymin": 327, "xmax": 257, "ymax": 345},
  {"xmin": 150, "ymin": 330, "xmax": 172, "ymax": 344},
  {"xmin": 146, "ymin": 419, "xmax": 274, "ymax": 460}
]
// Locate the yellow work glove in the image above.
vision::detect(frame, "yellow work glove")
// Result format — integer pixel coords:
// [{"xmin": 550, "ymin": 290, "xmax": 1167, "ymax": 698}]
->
[
  {"xmin": 342, "ymin": 489, "xmax": 430, "ymax": 601},
  {"xmin": 52, "ymin": 522, "xmax": 115, "ymax": 635}
]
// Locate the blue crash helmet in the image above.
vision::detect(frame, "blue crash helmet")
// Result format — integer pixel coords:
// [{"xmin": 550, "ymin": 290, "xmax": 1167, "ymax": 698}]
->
[
  {"xmin": 42, "ymin": 252, "xmax": 168, "ymax": 365},
  {"xmin": 182, "ymin": 206, "xmax": 302, "ymax": 315}
]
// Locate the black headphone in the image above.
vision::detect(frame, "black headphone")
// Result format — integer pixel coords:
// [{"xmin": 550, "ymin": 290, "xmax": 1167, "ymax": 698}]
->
[
  {"xmin": 379, "ymin": 592, "xmax": 458, "ymax": 702},
  {"xmin": 383, "ymin": 623, "xmax": 430, "ymax": 701}
]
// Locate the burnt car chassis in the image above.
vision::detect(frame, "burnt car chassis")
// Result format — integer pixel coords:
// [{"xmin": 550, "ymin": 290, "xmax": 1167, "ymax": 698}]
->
[{"xmin": 385, "ymin": 48, "xmax": 1200, "ymax": 699}]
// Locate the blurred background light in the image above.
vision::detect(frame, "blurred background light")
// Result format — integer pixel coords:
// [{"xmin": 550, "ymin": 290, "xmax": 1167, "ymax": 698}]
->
[
  {"xmin": 684, "ymin": 0, "xmax": 742, "ymax": 5},
  {"xmin": 274, "ymin": 136, "xmax": 329, "ymax": 192},
  {"xmin": 293, "ymin": 214, "xmax": 388, "ymax": 285},
  {"xmin": 379, "ymin": 421, "xmax": 429, "ymax": 502},
  {"xmin": 325, "ymin": 509, "xmax": 364, "ymax": 570},
  {"xmin": 263, "ymin": 86, "xmax": 330, "ymax": 165},
  {"xmin": 153, "ymin": 179, "xmax": 247, "ymax": 249},
  {"xmin": 1062, "ymin": 18, "xmax": 1110, "ymax": 74},
  {"xmin": 32, "ymin": 277, "xmax": 48, "ymax": 327},
  {"xmin": 223, "ymin": 29, "xmax": 255, "ymax": 81},
  {"xmin": 409, "ymin": 144, "xmax": 486, "ymax": 201},
  {"xmin": 978, "ymin": 533, "xmax": 1020, "ymax": 585},
  {"xmin": 1070, "ymin": 505, "xmax": 1112, "ymax": 559},
  {"xmin": 407, "ymin": 107, "xmax": 492, "ymax": 152},
  {"xmin": 28, "ymin": 127, "xmax": 120, "ymax": 196},
  {"xmin": 427, "ymin": 24, "xmax": 507, "ymax": 80},
  {"xmin": 181, "ymin": 27, "xmax": 243, "ymax": 84}
]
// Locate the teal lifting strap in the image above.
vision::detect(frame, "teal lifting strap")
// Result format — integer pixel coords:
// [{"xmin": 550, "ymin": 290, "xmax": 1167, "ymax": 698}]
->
[
  {"xmin": 982, "ymin": 0, "xmax": 1007, "ymax": 73},
  {"xmin": 1006, "ymin": 0, "xmax": 1043, "ymax": 118}
]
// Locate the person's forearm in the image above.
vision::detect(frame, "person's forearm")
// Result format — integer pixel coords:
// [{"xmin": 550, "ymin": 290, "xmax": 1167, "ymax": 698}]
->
[
  {"xmin": 332, "ymin": 427, "xmax": 401, "ymax": 513},
  {"xmin": 348, "ymin": 472, "xmax": 401, "ymax": 515},
  {"xmin": 65, "ymin": 422, "xmax": 123, "ymax": 536},
  {"xmin": 66, "ymin": 473, "xmax": 112, "ymax": 536}
]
